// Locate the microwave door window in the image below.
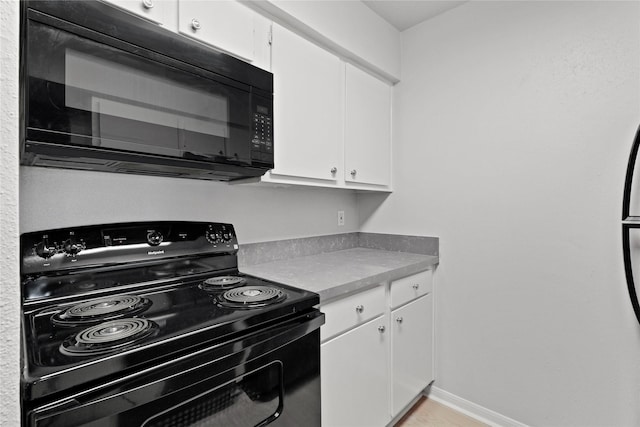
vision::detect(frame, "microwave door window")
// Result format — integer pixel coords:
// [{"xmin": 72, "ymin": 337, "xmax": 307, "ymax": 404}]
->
[
  {"xmin": 65, "ymin": 49, "xmax": 228, "ymax": 158},
  {"xmin": 26, "ymin": 20, "xmax": 253, "ymax": 164}
]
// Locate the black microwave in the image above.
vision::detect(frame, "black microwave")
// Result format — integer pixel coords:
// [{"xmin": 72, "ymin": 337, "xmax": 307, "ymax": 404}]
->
[{"xmin": 20, "ymin": 0, "xmax": 273, "ymax": 181}]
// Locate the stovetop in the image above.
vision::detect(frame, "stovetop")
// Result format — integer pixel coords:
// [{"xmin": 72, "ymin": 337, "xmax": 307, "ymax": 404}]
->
[
  {"xmin": 19, "ymin": 222, "xmax": 320, "ymax": 403},
  {"xmin": 23, "ymin": 271, "xmax": 318, "ymax": 401}
]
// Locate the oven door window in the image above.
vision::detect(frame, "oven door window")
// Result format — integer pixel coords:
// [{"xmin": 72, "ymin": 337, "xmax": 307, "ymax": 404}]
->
[
  {"xmin": 142, "ymin": 362, "xmax": 283, "ymax": 427},
  {"xmin": 26, "ymin": 20, "xmax": 252, "ymax": 164},
  {"xmin": 31, "ymin": 361, "xmax": 285, "ymax": 427}
]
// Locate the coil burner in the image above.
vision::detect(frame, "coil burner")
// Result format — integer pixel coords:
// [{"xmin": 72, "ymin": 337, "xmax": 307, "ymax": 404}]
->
[
  {"xmin": 217, "ymin": 286, "xmax": 286, "ymax": 309},
  {"xmin": 52, "ymin": 295, "xmax": 151, "ymax": 327},
  {"xmin": 60, "ymin": 318, "xmax": 158, "ymax": 357},
  {"xmin": 200, "ymin": 276, "xmax": 247, "ymax": 291}
]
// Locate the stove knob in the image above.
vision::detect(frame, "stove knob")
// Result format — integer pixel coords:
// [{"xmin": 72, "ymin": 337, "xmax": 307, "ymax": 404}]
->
[
  {"xmin": 35, "ymin": 239, "xmax": 56, "ymax": 259},
  {"xmin": 63, "ymin": 238, "xmax": 85, "ymax": 257},
  {"xmin": 147, "ymin": 230, "xmax": 163, "ymax": 246},
  {"xmin": 205, "ymin": 229, "xmax": 222, "ymax": 244}
]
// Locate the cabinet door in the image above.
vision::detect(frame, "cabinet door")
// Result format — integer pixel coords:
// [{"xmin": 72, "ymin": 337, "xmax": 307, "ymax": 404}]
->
[
  {"xmin": 103, "ymin": 0, "xmax": 176, "ymax": 29},
  {"xmin": 270, "ymin": 24, "xmax": 342, "ymax": 182},
  {"xmin": 321, "ymin": 316, "xmax": 390, "ymax": 427},
  {"xmin": 391, "ymin": 294, "xmax": 434, "ymax": 416},
  {"xmin": 344, "ymin": 64, "xmax": 391, "ymax": 186},
  {"xmin": 178, "ymin": 0, "xmax": 255, "ymax": 62}
]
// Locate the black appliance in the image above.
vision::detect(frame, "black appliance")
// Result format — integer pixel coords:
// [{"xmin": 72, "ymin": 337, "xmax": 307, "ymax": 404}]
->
[
  {"xmin": 20, "ymin": 0, "xmax": 274, "ymax": 181},
  {"xmin": 20, "ymin": 221, "xmax": 323, "ymax": 426}
]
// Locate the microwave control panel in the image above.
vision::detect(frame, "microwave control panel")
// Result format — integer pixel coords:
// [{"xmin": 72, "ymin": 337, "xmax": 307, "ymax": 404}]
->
[{"xmin": 251, "ymin": 105, "xmax": 273, "ymax": 164}]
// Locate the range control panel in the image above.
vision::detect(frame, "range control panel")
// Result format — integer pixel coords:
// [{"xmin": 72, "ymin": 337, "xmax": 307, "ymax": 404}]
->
[{"xmin": 21, "ymin": 221, "xmax": 238, "ymax": 275}]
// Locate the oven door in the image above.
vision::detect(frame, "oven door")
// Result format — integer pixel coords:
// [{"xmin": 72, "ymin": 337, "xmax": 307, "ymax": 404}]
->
[
  {"xmin": 22, "ymin": 3, "xmax": 273, "ymax": 176},
  {"xmin": 26, "ymin": 311, "xmax": 323, "ymax": 427}
]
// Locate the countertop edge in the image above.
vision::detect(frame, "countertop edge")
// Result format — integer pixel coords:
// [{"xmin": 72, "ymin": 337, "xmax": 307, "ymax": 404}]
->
[
  {"xmin": 241, "ymin": 249, "xmax": 439, "ymax": 304},
  {"xmin": 318, "ymin": 258, "xmax": 438, "ymax": 303}
]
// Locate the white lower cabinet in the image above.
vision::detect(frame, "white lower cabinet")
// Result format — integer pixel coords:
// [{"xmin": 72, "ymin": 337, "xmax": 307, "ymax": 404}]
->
[
  {"xmin": 320, "ymin": 270, "xmax": 435, "ymax": 426},
  {"xmin": 391, "ymin": 293, "xmax": 434, "ymax": 416},
  {"xmin": 321, "ymin": 315, "xmax": 390, "ymax": 427}
]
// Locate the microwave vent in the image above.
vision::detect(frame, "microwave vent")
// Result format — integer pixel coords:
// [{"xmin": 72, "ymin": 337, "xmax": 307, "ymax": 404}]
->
[
  {"xmin": 116, "ymin": 162, "xmax": 233, "ymax": 181},
  {"xmin": 115, "ymin": 168, "xmax": 184, "ymax": 178},
  {"xmin": 35, "ymin": 156, "xmax": 119, "ymax": 169}
]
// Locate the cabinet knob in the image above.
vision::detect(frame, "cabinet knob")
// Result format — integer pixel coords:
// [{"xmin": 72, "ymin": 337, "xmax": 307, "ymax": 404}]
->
[
  {"xmin": 412, "ymin": 284, "xmax": 420, "ymax": 290},
  {"xmin": 395, "ymin": 317, "xmax": 403, "ymax": 323},
  {"xmin": 142, "ymin": 0, "xmax": 154, "ymax": 9},
  {"xmin": 355, "ymin": 305, "xmax": 364, "ymax": 314},
  {"xmin": 350, "ymin": 169, "xmax": 357, "ymax": 176},
  {"xmin": 330, "ymin": 167, "xmax": 337, "ymax": 174},
  {"xmin": 191, "ymin": 19, "xmax": 201, "ymax": 31},
  {"xmin": 378, "ymin": 325, "xmax": 386, "ymax": 333}
]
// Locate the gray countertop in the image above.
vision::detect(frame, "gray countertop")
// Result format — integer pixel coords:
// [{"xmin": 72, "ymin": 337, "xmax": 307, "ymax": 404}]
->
[{"xmin": 240, "ymin": 248, "xmax": 439, "ymax": 303}]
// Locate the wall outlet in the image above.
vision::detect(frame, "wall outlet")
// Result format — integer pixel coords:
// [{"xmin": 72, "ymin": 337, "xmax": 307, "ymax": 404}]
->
[{"xmin": 337, "ymin": 210, "xmax": 345, "ymax": 226}]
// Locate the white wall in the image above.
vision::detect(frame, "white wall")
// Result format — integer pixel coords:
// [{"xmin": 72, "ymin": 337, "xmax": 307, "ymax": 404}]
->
[
  {"xmin": 0, "ymin": 0, "xmax": 21, "ymax": 425},
  {"xmin": 20, "ymin": 167, "xmax": 359, "ymax": 242},
  {"xmin": 359, "ymin": 1, "xmax": 640, "ymax": 425}
]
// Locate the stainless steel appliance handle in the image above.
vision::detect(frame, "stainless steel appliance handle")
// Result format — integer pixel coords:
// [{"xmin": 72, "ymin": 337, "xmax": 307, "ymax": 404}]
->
[{"xmin": 622, "ymin": 124, "xmax": 640, "ymax": 326}]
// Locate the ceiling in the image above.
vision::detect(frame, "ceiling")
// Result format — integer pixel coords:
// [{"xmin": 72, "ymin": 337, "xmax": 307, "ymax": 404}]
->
[{"xmin": 362, "ymin": 0, "xmax": 468, "ymax": 31}]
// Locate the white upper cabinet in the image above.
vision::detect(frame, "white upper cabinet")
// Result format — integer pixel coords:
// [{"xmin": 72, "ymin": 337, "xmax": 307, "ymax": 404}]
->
[
  {"xmin": 269, "ymin": 24, "xmax": 343, "ymax": 182},
  {"xmin": 101, "ymin": 0, "xmax": 178, "ymax": 31},
  {"xmin": 177, "ymin": 0, "xmax": 257, "ymax": 62},
  {"xmin": 264, "ymin": 25, "xmax": 392, "ymax": 191},
  {"xmin": 249, "ymin": 0, "xmax": 401, "ymax": 81},
  {"xmin": 345, "ymin": 64, "xmax": 392, "ymax": 187}
]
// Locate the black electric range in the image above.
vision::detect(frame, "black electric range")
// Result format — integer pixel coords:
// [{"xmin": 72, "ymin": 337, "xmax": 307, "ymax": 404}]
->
[{"xmin": 20, "ymin": 221, "xmax": 324, "ymax": 427}]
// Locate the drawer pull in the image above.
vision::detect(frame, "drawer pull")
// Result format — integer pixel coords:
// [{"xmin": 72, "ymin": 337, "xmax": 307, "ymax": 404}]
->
[
  {"xmin": 412, "ymin": 284, "xmax": 420, "ymax": 290},
  {"xmin": 378, "ymin": 325, "xmax": 385, "ymax": 333},
  {"xmin": 395, "ymin": 317, "xmax": 403, "ymax": 323},
  {"xmin": 355, "ymin": 305, "xmax": 364, "ymax": 313}
]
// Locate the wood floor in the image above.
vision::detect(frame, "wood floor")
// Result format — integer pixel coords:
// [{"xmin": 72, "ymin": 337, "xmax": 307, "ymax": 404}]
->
[{"xmin": 395, "ymin": 397, "xmax": 489, "ymax": 427}]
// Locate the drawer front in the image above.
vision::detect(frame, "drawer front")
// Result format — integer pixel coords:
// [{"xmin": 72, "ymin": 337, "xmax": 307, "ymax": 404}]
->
[
  {"xmin": 320, "ymin": 285, "xmax": 385, "ymax": 342},
  {"xmin": 390, "ymin": 270, "xmax": 433, "ymax": 309}
]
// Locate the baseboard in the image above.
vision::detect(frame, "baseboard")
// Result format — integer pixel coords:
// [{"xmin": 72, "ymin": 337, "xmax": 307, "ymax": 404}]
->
[{"xmin": 427, "ymin": 386, "xmax": 528, "ymax": 427}]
